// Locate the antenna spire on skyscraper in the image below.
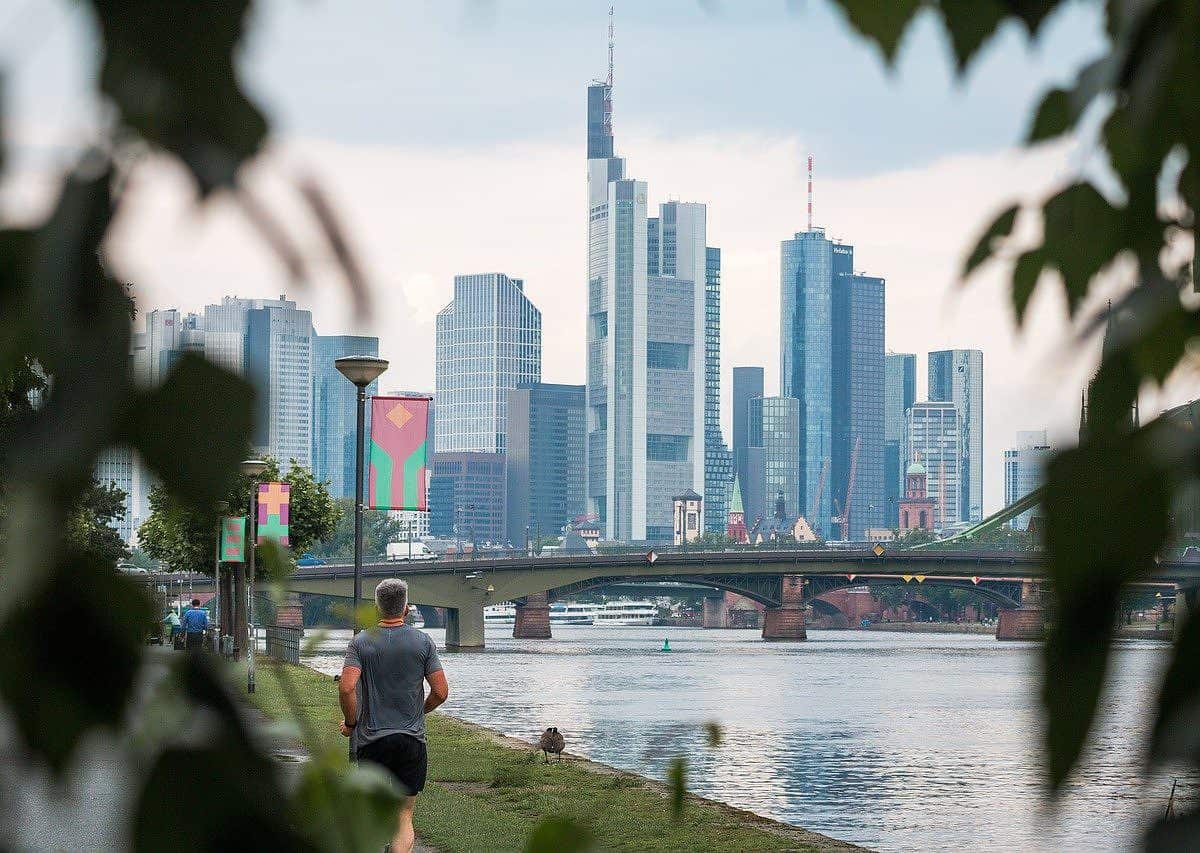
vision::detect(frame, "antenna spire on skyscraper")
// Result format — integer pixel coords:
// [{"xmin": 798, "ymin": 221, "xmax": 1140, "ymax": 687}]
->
[
  {"xmin": 807, "ymin": 154, "xmax": 814, "ymax": 232},
  {"xmin": 607, "ymin": 5, "xmax": 615, "ymax": 87}
]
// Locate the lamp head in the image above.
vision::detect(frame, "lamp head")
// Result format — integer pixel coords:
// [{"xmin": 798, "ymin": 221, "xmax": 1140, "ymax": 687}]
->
[
  {"xmin": 240, "ymin": 459, "xmax": 268, "ymax": 477},
  {"xmin": 335, "ymin": 355, "xmax": 389, "ymax": 387}
]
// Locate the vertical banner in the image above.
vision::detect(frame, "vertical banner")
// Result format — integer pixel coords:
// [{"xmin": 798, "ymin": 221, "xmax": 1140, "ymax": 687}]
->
[
  {"xmin": 220, "ymin": 517, "xmax": 246, "ymax": 562},
  {"xmin": 369, "ymin": 396, "xmax": 431, "ymax": 511},
  {"xmin": 257, "ymin": 482, "xmax": 291, "ymax": 546}
]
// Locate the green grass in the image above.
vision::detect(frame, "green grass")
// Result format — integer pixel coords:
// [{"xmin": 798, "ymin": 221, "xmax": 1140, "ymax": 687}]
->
[{"xmin": 251, "ymin": 661, "xmax": 857, "ymax": 852}]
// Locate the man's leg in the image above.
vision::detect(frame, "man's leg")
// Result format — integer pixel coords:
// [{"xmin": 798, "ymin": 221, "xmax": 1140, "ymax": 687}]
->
[{"xmin": 390, "ymin": 796, "xmax": 415, "ymax": 853}]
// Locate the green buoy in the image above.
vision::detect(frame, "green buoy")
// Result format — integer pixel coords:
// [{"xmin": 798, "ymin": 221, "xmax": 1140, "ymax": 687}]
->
[{"xmin": 661, "ymin": 638, "xmax": 671, "ymax": 652}]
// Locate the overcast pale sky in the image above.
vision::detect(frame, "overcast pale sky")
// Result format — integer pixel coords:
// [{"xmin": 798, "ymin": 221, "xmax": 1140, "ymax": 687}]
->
[{"xmin": 3, "ymin": 0, "xmax": 1183, "ymax": 512}]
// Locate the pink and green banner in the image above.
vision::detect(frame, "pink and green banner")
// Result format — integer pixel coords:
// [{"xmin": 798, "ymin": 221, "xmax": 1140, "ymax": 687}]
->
[
  {"xmin": 257, "ymin": 482, "xmax": 290, "ymax": 546},
  {"xmin": 220, "ymin": 517, "xmax": 246, "ymax": 563},
  {"xmin": 369, "ymin": 396, "xmax": 430, "ymax": 511}
]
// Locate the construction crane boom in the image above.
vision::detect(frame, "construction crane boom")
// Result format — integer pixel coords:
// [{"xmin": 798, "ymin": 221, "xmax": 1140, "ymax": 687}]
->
[
  {"xmin": 811, "ymin": 457, "xmax": 829, "ymax": 525},
  {"xmin": 841, "ymin": 436, "xmax": 861, "ymax": 541}
]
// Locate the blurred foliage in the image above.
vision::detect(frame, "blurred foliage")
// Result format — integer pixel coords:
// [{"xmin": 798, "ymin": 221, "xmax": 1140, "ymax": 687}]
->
[
  {"xmin": 139, "ymin": 457, "xmax": 341, "ymax": 575},
  {"xmin": 827, "ymin": 0, "xmax": 1200, "ymax": 842},
  {"xmin": 312, "ymin": 497, "xmax": 402, "ymax": 560}
]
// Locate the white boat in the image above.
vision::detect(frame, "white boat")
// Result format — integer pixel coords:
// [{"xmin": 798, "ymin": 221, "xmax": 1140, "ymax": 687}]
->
[
  {"xmin": 593, "ymin": 600, "xmax": 658, "ymax": 626},
  {"xmin": 550, "ymin": 602, "xmax": 596, "ymax": 625},
  {"xmin": 484, "ymin": 604, "xmax": 516, "ymax": 624},
  {"xmin": 407, "ymin": 605, "xmax": 425, "ymax": 628}
]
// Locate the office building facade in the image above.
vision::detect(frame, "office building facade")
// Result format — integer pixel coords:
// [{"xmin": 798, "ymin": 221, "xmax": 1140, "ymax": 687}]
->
[
  {"xmin": 748, "ymin": 396, "xmax": 802, "ymax": 537},
  {"xmin": 929, "ymin": 349, "xmax": 984, "ymax": 521},
  {"xmin": 435, "ymin": 273, "xmax": 541, "ymax": 455},
  {"xmin": 884, "ymin": 352, "xmax": 917, "ymax": 526},
  {"xmin": 586, "ymin": 79, "xmax": 712, "ymax": 542},
  {"xmin": 1003, "ymin": 430, "xmax": 1050, "ymax": 531},
  {"xmin": 731, "ymin": 366, "xmax": 764, "ymax": 514},
  {"xmin": 905, "ymin": 401, "xmax": 961, "ymax": 529},
  {"xmin": 312, "ymin": 334, "xmax": 380, "ymax": 499},
  {"xmin": 428, "ymin": 451, "xmax": 507, "ymax": 546},
  {"xmin": 703, "ymin": 247, "xmax": 734, "ymax": 534},
  {"xmin": 831, "ymin": 269, "xmax": 885, "ymax": 538},
  {"xmin": 506, "ymin": 383, "xmax": 586, "ymax": 546}
]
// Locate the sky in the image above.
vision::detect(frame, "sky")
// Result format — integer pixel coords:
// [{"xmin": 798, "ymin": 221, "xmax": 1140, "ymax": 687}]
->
[{"xmin": 1, "ymin": 0, "xmax": 1187, "ymax": 513}]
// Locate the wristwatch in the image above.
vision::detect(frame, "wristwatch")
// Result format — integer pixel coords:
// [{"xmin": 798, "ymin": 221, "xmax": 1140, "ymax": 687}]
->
[{"xmin": 344, "ymin": 719, "xmax": 357, "ymax": 729}]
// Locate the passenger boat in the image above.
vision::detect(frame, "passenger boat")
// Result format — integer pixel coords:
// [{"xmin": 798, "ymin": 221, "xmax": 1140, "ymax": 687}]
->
[
  {"xmin": 484, "ymin": 604, "xmax": 516, "ymax": 624},
  {"xmin": 549, "ymin": 602, "xmax": 595, "ymax": 625},
  {"xmin": 593, "ymin": 600, "xmax": 658, "ymax": 626}
]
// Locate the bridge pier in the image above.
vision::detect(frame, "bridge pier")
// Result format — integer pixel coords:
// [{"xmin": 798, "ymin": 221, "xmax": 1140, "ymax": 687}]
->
[
  {"xmin": 762, "ymin": 575, "xmax": 806, "ymax": 641},
  {"xmin": 997, "ymin": 580, "xmax": 1045, "ymax": 641},
  {"xmin": 702, "ymin": 595, "xmax": 728, "ymax": 629},
  {"xmin": 513, "ymin": 592, "xmax": 552, "ymax": 639},
  {"xmin": 445, "ymin": 605, "xmax": 485, "ymax": 650}
]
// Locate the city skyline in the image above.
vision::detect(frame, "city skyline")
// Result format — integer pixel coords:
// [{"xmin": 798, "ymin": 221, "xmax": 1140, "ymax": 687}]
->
[{"xmin": 34, "ymin": 5, "xmax": 1192, "ymax": 516}]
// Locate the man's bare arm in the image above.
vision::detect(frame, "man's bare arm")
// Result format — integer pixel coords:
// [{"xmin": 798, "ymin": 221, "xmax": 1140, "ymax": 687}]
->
[
  {"xmin": 424, "ymin": 669, "xmax": 448, "ymax": 714},
  {"xmin": 338, "ymin": 665, "xmax": 361, "ymax": 735}
]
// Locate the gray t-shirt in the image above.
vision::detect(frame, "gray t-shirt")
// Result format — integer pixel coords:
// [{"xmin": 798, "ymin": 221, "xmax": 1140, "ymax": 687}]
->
[{"xmin": 344, "ymin": 625, "xmax": 442, "ymax": 747}]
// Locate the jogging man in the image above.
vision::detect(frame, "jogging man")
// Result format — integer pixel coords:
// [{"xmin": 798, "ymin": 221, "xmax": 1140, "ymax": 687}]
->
[
  {"xmin": 339, "ymin": 579, "xmax": 448, "ymax": 853},
  {"xmin": 180, "ymin": 599, "xmax": 208, "ymax": 651}
]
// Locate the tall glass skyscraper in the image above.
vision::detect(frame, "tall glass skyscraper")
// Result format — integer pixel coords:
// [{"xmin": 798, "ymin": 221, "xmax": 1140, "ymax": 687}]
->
[
  {"xmin": 204, "ymin": 295, "xmax": 314, "ymax": 471},
  {"xmin": 585, "ymin": 79, "xmax": 713, "ymax": 542},
  {"xmin": 748, "ymin": 396, "xmax": 802, "ymax": 535},
  {"xmin": 703, "ymin": 247, "xmax": 733, "ymax": 534},
  {"xmin": 435, "ymin": 273, "xmax": 541, "ymax": 455},
  {"xmin": 905, "ymin": 400, "xmax": 962, "ymax": 528},
  {"xmin": 780, "ymin": 229, "xmax": 833, "ymax": 538},
  {"xmin": 731, "ymin": 366, "xmax": 764, "ymax": 518},
  {"xmin": 832, "ymin": 270, "xmax": 885, "ymax": 538},
  {"xmin": 1003, "ymin": 430, "xmax": 1050, "ymax": 531},
  {"xmin": 312, "ymin": 334, "xmax": 380, "ymax": 499},
  {"xmin": 928, "ymin": 349, "xmax": 984, "ymax": 521},
  {"xmin": 505, "ymin": 383, "xmax": 586, "ymax": 545},
  {"xmin": 884, "ymin": 352, "xmax": 916, "ymax": 526}
]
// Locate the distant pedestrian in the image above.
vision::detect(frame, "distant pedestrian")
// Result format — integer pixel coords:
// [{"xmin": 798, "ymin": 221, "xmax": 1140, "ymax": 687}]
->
[
  {"xmin": 181, "ymin": 599, "xmax": 208, "ymax": 651},
  {"xmin": 338, "ymin": 579, "xmax": 448, "ymax": 853},
  {"xmin": 164, "ymin": 610, "xmax": 181, "ymax": 642}
]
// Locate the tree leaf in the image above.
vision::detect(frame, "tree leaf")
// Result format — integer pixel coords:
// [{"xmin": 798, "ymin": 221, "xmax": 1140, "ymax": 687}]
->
[
  {"xmin": 525, "ymin": 817, "xmax": 594, "ymax": 853},
  {"xmin": 293, "ymin": 759, "xmax": 401, "ymax": 852},
  {"xmin": 1012, "ymin": 248, "xmax": 1045, "ymax": 323},
  {"xmin": 939, "ymin": 0, "xmax": 1008, "ymax": 73},
  {"xmin": 1041, "ymin": 438, "xmax": 1171, "ymax": 791},
  {"xmin": 1040, "ymin": 183, "xmax": 1126, "ymax": 315},
  {"xmin": 0, "ymin": 551, "xmax": 150, "ymax": 774},
  {"xmin": 1145, "ymin": 806, "xmax": 1200, "ymax": 852},
  {"xmin": 1027, "ymin": 87, "xmax": 1075, "ymax": 142},
  {"xmin": 828, "ymin": 0, "xmax": 923, "ymax": 64},
  {"xmin": 1151, "ymin": 592, "xmax": 1200, "ymax": 763},
  {"xmin": 90, "ymin": 0, "xmax": 268, "ymax": 194},
  {"xmin": 963, "ymin": 204, "xmax": 1018, "ymax": 280},
  {"xmin": 668, "ymin": 755, "xmax": 687, "ymax": 822},
  {"xmin": 123, "ymin": 352, "xmax": 255, "ymax": 511}
]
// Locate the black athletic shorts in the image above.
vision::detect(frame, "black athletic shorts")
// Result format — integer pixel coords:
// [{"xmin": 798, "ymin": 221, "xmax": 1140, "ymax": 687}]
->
[{"xmin": 356, "ymin": 733, "xmax": 428, "ymax": 795}]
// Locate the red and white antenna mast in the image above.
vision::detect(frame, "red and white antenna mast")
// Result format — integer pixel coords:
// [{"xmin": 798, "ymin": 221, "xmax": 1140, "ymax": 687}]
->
[
  {"xmin": 807, "ymin": 154, "xmax": 814, "ymax": 231},
  {"xmin": 607, "ymin": 5, "xmax": 615, "ymax": 87}
]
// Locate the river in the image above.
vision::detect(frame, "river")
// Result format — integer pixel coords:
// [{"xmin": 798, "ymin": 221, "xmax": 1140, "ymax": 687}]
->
[{"xmin": 304, "ymin": 626, "xmax": 1191, "ymax": 852}]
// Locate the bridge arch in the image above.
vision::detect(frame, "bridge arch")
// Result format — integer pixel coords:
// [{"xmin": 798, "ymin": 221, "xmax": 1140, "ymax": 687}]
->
[
  {"xmin": 804, "ymin": 575, "xmax": 1022, "ymax": 610},
  {"xmin": 548, "ymin": 573, "xmax": 785, "ymax": 608}
]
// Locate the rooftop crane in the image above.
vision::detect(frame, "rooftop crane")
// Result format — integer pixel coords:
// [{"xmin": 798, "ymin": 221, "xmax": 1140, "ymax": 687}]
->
[
  {"xmin": 833, "ymin": 436, "xmax": 861, "ymax": 541},
  {"xmin": 811, "ymin": 458, "xmax": 829, "ymax": 524}
]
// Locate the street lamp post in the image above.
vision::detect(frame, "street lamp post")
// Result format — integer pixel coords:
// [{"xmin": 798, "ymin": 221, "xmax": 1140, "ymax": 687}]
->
[
  {"xmin": 240, "ymin": 458, "xmax": 268, "ymax": 694},
  {"xmin": 335, "ymin": 356, "xmax": 390, "ymax": 634}
]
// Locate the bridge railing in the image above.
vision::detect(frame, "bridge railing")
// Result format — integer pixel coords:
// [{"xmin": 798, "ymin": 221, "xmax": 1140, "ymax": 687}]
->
[{"xmin": 264, "ymin": 625, "xmax": 302, "ymax": 665}]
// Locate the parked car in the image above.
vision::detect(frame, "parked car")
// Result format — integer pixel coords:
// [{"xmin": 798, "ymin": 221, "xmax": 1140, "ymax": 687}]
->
[
  {"xmin": 296, "ymin": 553, "xmax": 326, "ymax": 567},
  {"xmin": 117, "ymin": 563, "xmax": 147, "ymax": 574},
  {"xmin": 386, "ymin": 541, "xmax": 438, "ymax": 562}
]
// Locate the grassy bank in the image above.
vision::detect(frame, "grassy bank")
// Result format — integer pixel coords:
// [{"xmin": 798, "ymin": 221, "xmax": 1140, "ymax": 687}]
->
[{"xmin": 250, "ymin": 661, "xmax": 861, "ymax": 852}]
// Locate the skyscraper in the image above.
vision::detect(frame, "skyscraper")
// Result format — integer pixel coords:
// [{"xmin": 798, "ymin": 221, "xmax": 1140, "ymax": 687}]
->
[
  {"xmin": 905, "ymin": 400, "xmax": 961, "ymax": 529},
  {"xmin": 435, "ymin": 273, "xmax": 541, "ymax": 455},
  {"xmin": 748, "ymin": 396, "xmax": 802, "ymax": 536},
  {"xmin": 831, "ymin": 269, "xmax": 885, "ymax": 538},
  {"xmin": 505, "ymin": 383, "xmax": 586, "ymax": 546},
  {"xmin": 428, "ymin": 452, "xmax": 507, "ymax": 546},
  {"xmin": 731, "ymin": 366, "xmax": 764, "ymax": 519},
  {"xmin": 780, "ymin": 229, "xmax": 833, "ymax": 538},
  {"xmin": 203, "ymin": 295, "xmax": 314, "ymax": 470},
  {"xmin": 312, "ymin": 334, "xmax": 380, "ymax": 499},
  {"xmin": 94, "ymin": 445, "xmax": 137, "ymax": 544},
  {"xmin": 928, "ymin": 349, "xmax": 984, "ymax": 521},
  {"xmin": 703, "ymin": 247, "xmax": 733, "ymax": 534},
  {"xmin": 138, "ymin": 308, "xmax": 204, "ymax": 386},
  {"xmin": 1003, "ymin": 430, "xmax": 1050, "ymax": 531},
  {"xmin": 585, "ymin": 79, "xmax": 712, "ymax": 542},
  {"xmin": 884, "ymin": 352, "xmax": 916, "ymax": 526}
]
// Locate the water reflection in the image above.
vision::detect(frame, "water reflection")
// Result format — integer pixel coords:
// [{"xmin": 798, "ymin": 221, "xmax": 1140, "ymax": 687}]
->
[{"xmin": 306, "ymin": 626, "xmax": 1191, "ymax": 851}]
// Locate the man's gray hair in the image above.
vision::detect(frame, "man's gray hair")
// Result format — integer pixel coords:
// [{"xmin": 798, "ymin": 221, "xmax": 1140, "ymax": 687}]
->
[{"xmin": 375, "ymin": 578, "xmax": 409, "ymax": 618}]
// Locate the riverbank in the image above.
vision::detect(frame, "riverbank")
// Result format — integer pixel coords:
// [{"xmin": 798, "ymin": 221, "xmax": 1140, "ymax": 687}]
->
[
  {"xmin": 250, "ymin": 660, "xmax": 864, "ymax": 852},
  {"xmin": 865, "ymin": 621, "xmax": 994, "ymax": 634}
]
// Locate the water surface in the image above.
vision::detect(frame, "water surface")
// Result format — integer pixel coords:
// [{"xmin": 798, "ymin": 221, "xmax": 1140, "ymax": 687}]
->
[{"xmin": 306, "ymin": 626, "xmax": 1190, "ymax": 851}]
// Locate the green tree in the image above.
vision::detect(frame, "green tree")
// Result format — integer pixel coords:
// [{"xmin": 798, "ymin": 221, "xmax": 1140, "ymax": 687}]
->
[
  {"xmin": 65, "ymin": 477, "xmax": 130, "ymax": 567},
  {"xmin": 311, "ymin": 497, "xmax": 401, "ymax": 560},
  {"xmin": 139, "ymin": 458, "xmax": 341, "ymax": 574}
]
